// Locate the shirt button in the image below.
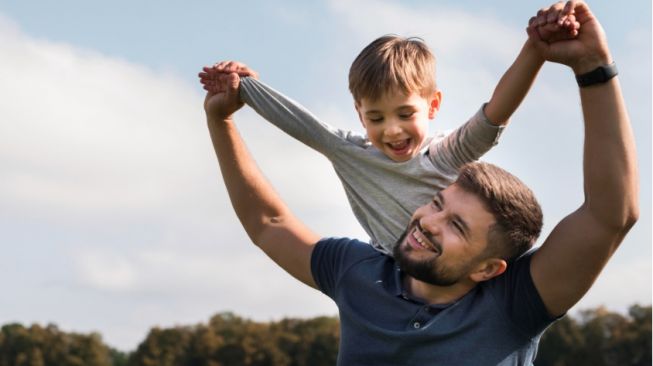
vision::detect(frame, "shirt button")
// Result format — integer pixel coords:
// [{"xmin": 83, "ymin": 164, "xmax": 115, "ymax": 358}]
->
[{"xmin": 413, "ymin": 322, "xmax": 421, "ymax": 329}]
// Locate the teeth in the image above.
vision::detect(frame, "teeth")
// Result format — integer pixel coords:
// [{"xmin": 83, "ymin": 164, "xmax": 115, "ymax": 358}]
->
[
  {"xmin": 388, "ymin": 140, "xmax": 409, "ymax": 149},
  {"xmin": 412, "ymin": 227, "xmax": 439, "ymax": 254},
  {"xmin": 412, "ymin": 229, "xmax": 428, "ymax": 249}
]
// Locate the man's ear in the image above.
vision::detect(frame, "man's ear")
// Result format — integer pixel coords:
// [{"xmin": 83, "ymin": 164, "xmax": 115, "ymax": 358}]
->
[
  {"xmin": 469, "ymin": 258, "xmax": 507, "ymax": 282},
  {"xmin": 428, "ymin": 90, "xmax": 442, "ymax": 119}
]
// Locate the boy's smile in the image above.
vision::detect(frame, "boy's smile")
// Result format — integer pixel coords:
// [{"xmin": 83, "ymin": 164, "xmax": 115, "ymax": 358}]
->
[{"xmin": 356, "ymin": 89, "xmax": 441, "ymax": 162}]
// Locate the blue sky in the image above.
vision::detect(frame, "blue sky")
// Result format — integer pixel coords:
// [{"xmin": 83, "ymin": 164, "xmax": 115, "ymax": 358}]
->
[{"xmin": 0, "ymin": 0, "xmax": 650, "ymax": 351}]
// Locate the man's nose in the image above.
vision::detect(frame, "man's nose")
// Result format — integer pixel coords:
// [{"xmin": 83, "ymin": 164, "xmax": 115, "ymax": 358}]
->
[{"xmin": 419, "ymin": 212, "xmax": 443, "ymax": 235}]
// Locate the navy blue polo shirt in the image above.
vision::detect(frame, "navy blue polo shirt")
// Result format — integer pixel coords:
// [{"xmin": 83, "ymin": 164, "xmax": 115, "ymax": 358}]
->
[{"xmin": 311, "ymin": 237, "xmax": 559, "ymax": 365}]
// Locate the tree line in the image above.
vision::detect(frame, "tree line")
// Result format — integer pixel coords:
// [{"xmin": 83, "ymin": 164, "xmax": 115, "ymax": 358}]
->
[{"xmin": 0, "ymin": 304, "xmax": 649, "ymax": 366}]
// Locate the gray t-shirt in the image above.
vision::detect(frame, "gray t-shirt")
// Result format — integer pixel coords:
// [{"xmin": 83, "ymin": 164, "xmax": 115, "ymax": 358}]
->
[
  {"xmin": 240, "ymin": 77, "xmax": 504, "ymax": 254},
  {"xmin": 311, "ymin": 237, "xmax": 558, "ymax": 365}
]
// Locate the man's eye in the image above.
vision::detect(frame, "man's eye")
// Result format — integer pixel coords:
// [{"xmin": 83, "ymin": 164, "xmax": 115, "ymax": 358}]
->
[
  {"xmin": 432, "ymin": 200, "xmax": 442, "ymax": 210},
  {"xmin": 452, "ymin": 221, "xmax": 464, "ymax": 234}
]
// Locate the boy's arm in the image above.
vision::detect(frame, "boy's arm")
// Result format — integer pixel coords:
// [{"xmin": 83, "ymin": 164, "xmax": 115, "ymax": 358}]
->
[
  {"xmin": 201, "ymin": 61, "xmax": 354, "ymax": 156},
  {"xmin": 428, "ymin": 12, "xmax": 581, "ymax": 172},
  {"xmin": 483, "ymin": 12, "xmax": 579, "ymax": 126},
  {"xmin": 483, "ymin": 39, "xmax": 544, "ymax": 126},
  {"xmin": 204, "ymin": 71, "xmax": 320, "ymax": 288},
  {"xmin": 527, "ymin": 1, "xmax": 639, "ymax": 316}
]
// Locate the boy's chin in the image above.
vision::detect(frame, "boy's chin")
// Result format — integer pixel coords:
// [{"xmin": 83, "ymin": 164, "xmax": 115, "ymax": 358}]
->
[{"xmin": 386, "ymin": 149, "xmax": 418, "ymax": 162}]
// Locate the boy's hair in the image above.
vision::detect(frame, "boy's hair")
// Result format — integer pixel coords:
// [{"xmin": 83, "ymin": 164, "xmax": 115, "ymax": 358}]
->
[
  {"xmin": 349, "ymin": 35, "xmax": 436, "ymax": 103},
  {"xmin": 455, "ymin": 162, "xmax": 543, "ymax": 262}
]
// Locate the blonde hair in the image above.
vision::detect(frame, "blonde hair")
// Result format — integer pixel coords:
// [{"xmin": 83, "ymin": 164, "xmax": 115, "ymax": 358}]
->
[{"xmin": 348, "ymin": 35, "xmax": 436, "ymax": 103}]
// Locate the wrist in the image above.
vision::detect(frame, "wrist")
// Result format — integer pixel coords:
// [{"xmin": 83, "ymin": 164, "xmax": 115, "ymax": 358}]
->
[
  {"xmin": 575, "ymin": 62, "xmax": 618, "ymax": 88},
  {"xmin": 523, "ymin": 38, "xmax": 546, "ymax": 65},
  {"xmin": 207, "ymin": 115, "xmax": 236, "ymax": 127},
  {"xmin": 570, "ymin": 52, "xmax": 613, "ymax": 75}
]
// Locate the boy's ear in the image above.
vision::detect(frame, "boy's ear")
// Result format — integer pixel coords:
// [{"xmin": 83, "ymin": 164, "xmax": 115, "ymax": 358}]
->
[
  {"xmin": 428, "ymin": 90, "xmax": 442, "ymax": 119},
  {"xmin": 469, "ymin": 258, "xmax": 507, "ymax": 283}
]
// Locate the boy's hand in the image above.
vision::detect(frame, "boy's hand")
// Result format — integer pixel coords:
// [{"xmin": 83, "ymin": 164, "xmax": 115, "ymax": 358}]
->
[
  {"xmin": 199, "ymin": 61, "xmax": 258, "ymax": 94},
  {"xmin": 199, "ymin": 61, "xmax": 258, "ymax": 122}
]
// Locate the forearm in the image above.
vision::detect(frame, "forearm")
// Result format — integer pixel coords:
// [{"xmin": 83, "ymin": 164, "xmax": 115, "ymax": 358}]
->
[
  {"xmin": 207, "ymin": 116, "xmax": 290, "ymax": 242},
  {"xmin": 579, "ymin": 76, "xmax": 639, "ymax": 231},
  {"xmin": 240, "ymin": 77, "xmax": 341, "ymax": 153},
  {"xmin": 484, "ymin": 39, "xmax": 544, "ymax": 126}
]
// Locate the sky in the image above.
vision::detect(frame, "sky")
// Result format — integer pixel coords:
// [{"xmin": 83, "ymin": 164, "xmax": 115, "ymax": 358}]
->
[{"xmin": 0, "ymin": 0, "xmax": 650, "ymax": 352}]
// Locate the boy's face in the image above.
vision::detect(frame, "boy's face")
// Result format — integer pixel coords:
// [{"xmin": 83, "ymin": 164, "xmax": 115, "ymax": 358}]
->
[{"xmin": 356, "ymin": 89, "xmax": 441, "ymax": 162}]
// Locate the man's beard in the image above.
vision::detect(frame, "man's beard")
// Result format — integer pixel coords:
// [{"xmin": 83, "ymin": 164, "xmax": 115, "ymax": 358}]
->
[{"xmin": 392, "ymin": 227, "xmax": 470, "ymax": 287}]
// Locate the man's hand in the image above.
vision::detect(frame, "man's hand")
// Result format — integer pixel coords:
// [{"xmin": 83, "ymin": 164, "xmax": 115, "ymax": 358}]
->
[
  {"xmin": 199, "ymin": 61, "xmax": 258, "ymax": 122},
  {"xmin": 533, "ymin": 4, "xmax": 580, "ymax": 43},
  {"xmin": 527, "ymin": 0, "xmax": 612, "ymax": 74}
]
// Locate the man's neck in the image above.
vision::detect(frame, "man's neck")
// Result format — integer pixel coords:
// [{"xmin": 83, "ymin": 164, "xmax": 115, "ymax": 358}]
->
[{"xmin": 404, "ymin": 276, "xmax": 477, "ymax": 305}]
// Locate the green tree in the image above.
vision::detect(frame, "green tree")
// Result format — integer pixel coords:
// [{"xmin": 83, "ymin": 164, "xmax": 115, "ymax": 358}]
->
[
  {"xmin": 0, "ymin": 323, "xmax": 112, "ymax": 366},
  {"xmin": 536, "ymin": 305, "xmax": 652, "ymax": 366}
]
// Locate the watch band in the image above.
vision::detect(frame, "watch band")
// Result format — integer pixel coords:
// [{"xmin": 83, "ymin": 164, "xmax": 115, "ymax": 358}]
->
[{"xmin": 575, "ymin": 62, "xmax": 618, "ymax": 87}]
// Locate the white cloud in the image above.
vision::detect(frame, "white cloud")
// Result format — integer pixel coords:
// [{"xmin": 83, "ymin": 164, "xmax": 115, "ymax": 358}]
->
[{"xmin": 0, "ymin": 14, "xmax": 344, "ymax": 350}]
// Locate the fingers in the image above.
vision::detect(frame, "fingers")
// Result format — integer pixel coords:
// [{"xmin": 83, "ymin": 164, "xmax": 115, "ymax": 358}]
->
[
  {"xmin": 536, "ymin": 1, "xmax": 567, "ymax": 26},
  {"xmin": 199, "ymin": 73, "xmax": 235, "ymax": 93},
  {"xmin": 531, "ymin": 1, "xmax": 582, "ymax": 43},
  {"xmin": 208, "ymin": 61, "xmax": 257, "ymax": 77},
  {"xmin": 198, "ymin": 60, "xmax": 258, "ymax": 95}
]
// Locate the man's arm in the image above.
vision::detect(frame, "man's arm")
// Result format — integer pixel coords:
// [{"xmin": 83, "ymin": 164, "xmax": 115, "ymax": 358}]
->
[
  {"xmin": 203, "ymin": 70, "xmax": 320, "ymax": 288},
  {"xmin": 528, "ymin": 1, "xmax": 639, "ymax": 316}
]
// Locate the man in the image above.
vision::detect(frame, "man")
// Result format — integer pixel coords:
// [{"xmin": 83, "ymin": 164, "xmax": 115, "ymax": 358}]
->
[{"xmin": 203, "ymin": 1, "xmax": 638, "ymax": 364}]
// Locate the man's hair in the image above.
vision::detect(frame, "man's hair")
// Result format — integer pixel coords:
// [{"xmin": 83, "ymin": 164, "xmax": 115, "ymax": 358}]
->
[
  {"xmin": 348, "ymin": 35, "xmax": 436, "ymax": 103},
  {"xmin": 455, "ymin": 162, "xmax": 543, "ymax": 262}
]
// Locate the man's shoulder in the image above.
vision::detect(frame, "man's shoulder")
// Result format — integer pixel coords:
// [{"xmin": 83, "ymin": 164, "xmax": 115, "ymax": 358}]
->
[
  {"xmin": 311, "ymin": 237, "xmax": 388, "ymax": 297},
  {"xmin": 314, "ymin": 237, "xmax": 382, "ymax": 263}
]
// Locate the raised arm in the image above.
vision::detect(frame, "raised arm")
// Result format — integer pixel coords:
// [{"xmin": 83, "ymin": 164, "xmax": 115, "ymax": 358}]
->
[
  {"xmin": 200, "ymin": 61, "xmax": 351, "ymax": 156},
  {"xmin": 203, "ymin": 68, "xmax": 320, "ymax": 288},
  {"xmin": 484, "ymin": 10, "xmax": 579, "ymax": 126},
  {"xmin": 528, "ymin": 1, "xmax": 639, "ymax": 316}
]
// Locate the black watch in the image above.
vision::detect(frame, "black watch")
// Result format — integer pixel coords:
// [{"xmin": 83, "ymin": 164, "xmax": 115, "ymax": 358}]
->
[{"xmin": 575, "ymin": 62, "xmax": 618, "ymax": 87}]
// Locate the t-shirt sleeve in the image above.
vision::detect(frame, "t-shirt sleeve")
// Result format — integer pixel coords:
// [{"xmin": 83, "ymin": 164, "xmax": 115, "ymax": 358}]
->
[
  {"xmin": 239, "ymin": 77, "xmax": 353, "ymax": 156},
  {"xmin": 428, "ymin": 104, "xmax": 504, "ymax": 175},
  {"xmin": 310, "ymin": 237, "xmax": 372, "ymax": 298},
  {"xmin": 488, "ymin": 251, "xmax": 561, "ymax": 337}
]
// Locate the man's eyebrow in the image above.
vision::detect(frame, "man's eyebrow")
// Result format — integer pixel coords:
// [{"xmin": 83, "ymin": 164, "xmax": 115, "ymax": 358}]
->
[{"xmin": 437, "ymin": 191, "xmax": 471, "ymax": 240}]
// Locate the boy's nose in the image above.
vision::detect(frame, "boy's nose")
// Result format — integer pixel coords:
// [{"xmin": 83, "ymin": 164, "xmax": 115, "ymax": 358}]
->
[{"xmin": 384, "ymin": 122, "xmax": 403, "ymax": 137}]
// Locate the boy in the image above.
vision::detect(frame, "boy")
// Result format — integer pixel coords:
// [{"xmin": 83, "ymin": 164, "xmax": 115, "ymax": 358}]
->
[{"xmin": 199, "ymin": 20, "xmax": 578, "ymax": 255}]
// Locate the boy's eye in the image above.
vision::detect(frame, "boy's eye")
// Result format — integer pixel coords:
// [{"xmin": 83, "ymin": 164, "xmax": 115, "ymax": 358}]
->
[
  {"xmin": 399, "ymin": 112, "xmax": 415, "ymax": 120},
  {"xmin": 368, "ymin": 117, "xmax": 384, "ymax": 123}
]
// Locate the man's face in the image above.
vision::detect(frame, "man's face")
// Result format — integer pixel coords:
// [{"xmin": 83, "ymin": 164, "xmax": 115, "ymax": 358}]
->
[
  {"xmin": 394, "ymin": 184, "xmax": 496, "ymax": 286},
  {"xmin": 356, "ymin": 89, "xmax": 441, "ymax": 162}
]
